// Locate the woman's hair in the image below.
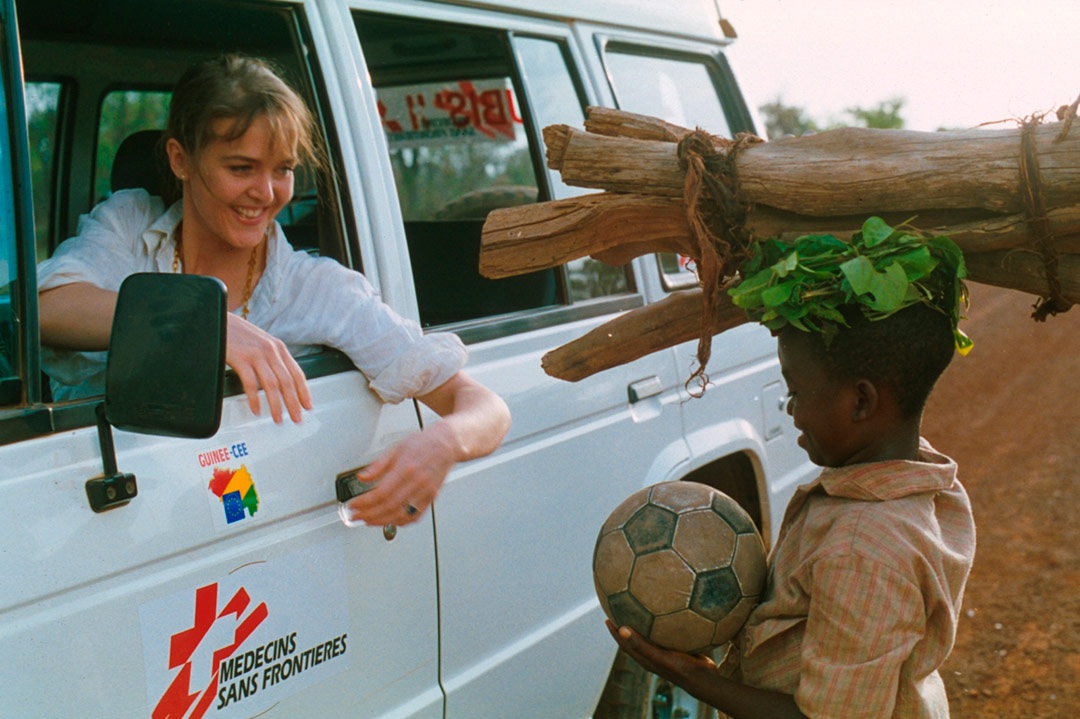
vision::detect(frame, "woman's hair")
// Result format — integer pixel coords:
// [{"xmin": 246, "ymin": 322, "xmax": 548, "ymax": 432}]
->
[{"xmin": 164, "ymin": 54, "xmax": 324, "ymax": 199}]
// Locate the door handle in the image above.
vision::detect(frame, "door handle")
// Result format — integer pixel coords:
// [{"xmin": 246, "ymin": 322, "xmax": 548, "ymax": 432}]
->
[
  {"xmin": 336, "ymin": 468, "xmax": 398, "ymax": 540},
  {"xmin": 628, "ymin": 376, "xmax": 663, "ymax": 403}
]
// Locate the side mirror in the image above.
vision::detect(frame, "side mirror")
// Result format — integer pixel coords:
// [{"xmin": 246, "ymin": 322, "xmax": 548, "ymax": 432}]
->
[
  {"xmin": 87, "ymin": 273, "xmax": 227, "ymax": 512},
  {"xmin": 106, "ymin": 272, "xmax": 227, "ymax": 437}
]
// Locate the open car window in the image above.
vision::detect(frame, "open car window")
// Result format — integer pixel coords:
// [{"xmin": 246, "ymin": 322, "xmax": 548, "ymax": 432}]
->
[
  {"xmin": 355, "ymin": 12, "xmax": 633, "ymax": 332},
  {"xmin": 17, "ymin": 0, "xmax": 350, "ymax": 415}
]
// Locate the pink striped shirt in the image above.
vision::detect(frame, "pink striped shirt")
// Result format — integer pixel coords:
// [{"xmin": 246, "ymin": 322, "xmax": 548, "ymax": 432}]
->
[{"xmin": 740, "ymin": 439, "xmax": 975, "ymax": 718}]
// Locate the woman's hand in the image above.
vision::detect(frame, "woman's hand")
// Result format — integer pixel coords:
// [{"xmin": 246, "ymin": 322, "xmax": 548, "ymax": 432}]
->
[
  {"xmin": 342, "ymin": 422, "xmax": 458, "ymax": 526},
  {"xmin": 226, "ymin": 312, "xmax": 312, "ymax": 424},
  {"xmin": 342, "ymin": 371, "xmax": 510, "ymax": 527}
]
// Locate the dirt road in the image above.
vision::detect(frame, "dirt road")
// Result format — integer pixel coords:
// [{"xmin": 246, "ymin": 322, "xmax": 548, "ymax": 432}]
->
[{"xmin": 921, "ymin": 284, "xmax": 1080, "ymax": 717}]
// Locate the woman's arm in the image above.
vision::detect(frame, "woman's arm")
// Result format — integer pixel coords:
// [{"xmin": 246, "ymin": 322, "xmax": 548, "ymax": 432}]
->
[
  {"xmin": 343, "ymin": 371, "xmax": 510, "ymax": 526},
  {"xmin": 38, "ymin": 282, "xmax": 311, "ymax": 424},
  {"xmin": 39, "ymin": 282, "xmax": 116, "ymax": 350}
]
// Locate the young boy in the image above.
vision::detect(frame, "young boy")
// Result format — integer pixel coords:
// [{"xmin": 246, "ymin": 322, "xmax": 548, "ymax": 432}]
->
[{"xmin": 607, "ymin": 228, "xmax": 976, "ymax": 718}]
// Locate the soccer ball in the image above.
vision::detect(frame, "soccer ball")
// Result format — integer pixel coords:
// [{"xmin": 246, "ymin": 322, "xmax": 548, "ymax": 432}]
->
[{"xmin": 593, "ymin": 481, "xmax": 767, "ymax": 654}]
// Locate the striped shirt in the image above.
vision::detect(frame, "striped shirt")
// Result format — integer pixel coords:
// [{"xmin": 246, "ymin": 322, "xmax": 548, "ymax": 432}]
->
[{"xmin": 740, "ymin": 439, "xmax": 975, "ymax": 718}]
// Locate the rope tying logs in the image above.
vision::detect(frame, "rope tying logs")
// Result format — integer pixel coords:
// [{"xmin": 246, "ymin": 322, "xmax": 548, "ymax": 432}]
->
[
  {"xmin": 1020, "ymin": 98, "xmax": 1076, "ymax": 321},
  {"xmin": 676, "ymin": 130, "xmax": 762, "ymax": 392}
]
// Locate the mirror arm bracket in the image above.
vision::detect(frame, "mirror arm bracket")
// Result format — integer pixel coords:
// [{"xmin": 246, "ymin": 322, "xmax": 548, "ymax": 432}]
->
[{"xmin": 86, "ymin": 402, "xmax": 138, "ymax": 513}]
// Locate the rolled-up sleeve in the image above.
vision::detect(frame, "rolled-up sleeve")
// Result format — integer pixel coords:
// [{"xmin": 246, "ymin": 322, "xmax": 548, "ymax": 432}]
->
[
  {"xmin": 271, "ymin": 253, "xmax": 467, "ymax": 404},
  {"xmin": 797, "ymin": 556, "xmax": 925, "ymax": 719}
]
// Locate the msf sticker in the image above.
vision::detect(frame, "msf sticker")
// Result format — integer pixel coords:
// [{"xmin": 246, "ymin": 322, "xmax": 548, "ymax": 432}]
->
[
  {"xmin": 140, "ymin": 540, "xmax": 351, "ymax": 719},
  {"xmin": 151, "ymin": 583, "xmax": 269, "ymax": 719}
]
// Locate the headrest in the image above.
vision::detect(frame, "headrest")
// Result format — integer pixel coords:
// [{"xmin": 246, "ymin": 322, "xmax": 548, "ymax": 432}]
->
[{"xmin": 110, "ymin": 129, "xmax": 169, "ymax": 198}]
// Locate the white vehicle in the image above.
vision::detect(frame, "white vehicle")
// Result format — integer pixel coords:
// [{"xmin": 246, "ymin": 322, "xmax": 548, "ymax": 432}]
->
[{"xmin": 0, "ymin": 1, "xmax": 814, "ymax": 717}]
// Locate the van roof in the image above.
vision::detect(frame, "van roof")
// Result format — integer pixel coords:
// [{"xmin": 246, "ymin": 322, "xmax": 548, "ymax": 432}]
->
[{"xmin": 440, "ymin": 0, "xmax": 729, "ymax": 43}]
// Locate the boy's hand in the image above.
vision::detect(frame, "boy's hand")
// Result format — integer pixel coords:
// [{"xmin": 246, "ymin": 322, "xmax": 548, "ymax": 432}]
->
[
  {"xmin": 605, "ymin": 620, "xmax": 717, "ymax": 686},
  {"xmin": 605, "ymin": 621, "xmax": 807, "ymax": 719}
]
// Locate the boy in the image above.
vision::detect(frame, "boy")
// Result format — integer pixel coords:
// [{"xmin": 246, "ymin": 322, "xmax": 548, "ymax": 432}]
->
[{"xmin": 608, "ymin": 224, "xmax": 976, "ymax": 718}]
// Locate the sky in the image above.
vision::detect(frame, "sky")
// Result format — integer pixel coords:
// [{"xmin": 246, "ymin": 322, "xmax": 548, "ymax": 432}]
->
[{"xmin": 721, "ymin": 0, "xmax": 1080, "ymax": 132}]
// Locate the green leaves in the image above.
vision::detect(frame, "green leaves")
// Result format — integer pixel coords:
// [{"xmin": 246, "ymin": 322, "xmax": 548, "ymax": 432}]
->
[
  {"xmin": 839, "ymin": 255, "xmax": 874, "ymax": 294},
  {"xmin": 728, "ymin": 216, "xmax": 972, "ymax": 353}
]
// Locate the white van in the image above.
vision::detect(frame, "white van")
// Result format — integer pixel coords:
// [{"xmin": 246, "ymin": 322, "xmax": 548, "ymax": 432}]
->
[{"xmin": 0, "ymin": 1, "xmax": 814, "ymax": 717}]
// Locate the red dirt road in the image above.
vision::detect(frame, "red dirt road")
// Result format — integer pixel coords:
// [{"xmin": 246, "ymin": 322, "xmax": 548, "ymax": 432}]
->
[{"xmin": 921, "ymin": 284, "xmax": 1080, "ymax": 717}]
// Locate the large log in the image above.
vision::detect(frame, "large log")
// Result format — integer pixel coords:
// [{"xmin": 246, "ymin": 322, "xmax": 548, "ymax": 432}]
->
[
  {"xmin": 543, "ymin": 121, "xmax": 1080, "ymax": 216},
  {"xmin": 478, "ymin": 193, "xmax": 692, "ymax": 278},
  {"xmin": 541, "ymin": 289, "xmax": 749, "ymax": 382},
  {"xmin": 536, "ymin": 253, "xmax": 1080, "ymax": 382},
  {"xmin": 495, "ymin": 106, "xmax": 1080, "ymax": 383},
  {"xmin": 480, "ymin": 191, "xmax": 1080, "ymax": 278}
]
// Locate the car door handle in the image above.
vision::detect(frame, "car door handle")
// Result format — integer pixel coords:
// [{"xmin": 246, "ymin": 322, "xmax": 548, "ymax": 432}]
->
[
  {"xmin": 336, "ymin": 468, "xmax": 398, "ymax": 540},
  {"xmin": 336, "ymin": 469, "xmax": 375, "ymax": 502},
  {"xmin": 628, "ymin": 376, "xmax": 663, "ymax": 403}
]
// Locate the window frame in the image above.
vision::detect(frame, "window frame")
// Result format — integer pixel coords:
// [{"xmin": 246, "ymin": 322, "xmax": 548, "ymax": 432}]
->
[
  {"xmin": 594, "ymin": 33, "xmax": 757, "ymax": 293},
  {"xmin": 0, "ymin": 0, "xmax": 49, "ymax": 437},
  {"xmin": 349, "ymin": 11, "xmax": 644, "ymax": 345},
  {"xmin": 0, "ymin": 0, "xmax": 357, "ymax": 442}
]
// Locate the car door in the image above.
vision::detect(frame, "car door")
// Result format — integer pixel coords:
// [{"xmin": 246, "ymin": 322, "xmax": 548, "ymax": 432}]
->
[
  {"xmin": 0, "ymin": 1, "xmax": 441, "ymax": 717},
  {"xmin": 328, "ymin": 7, "xmax": 696, "ymax": 717}
]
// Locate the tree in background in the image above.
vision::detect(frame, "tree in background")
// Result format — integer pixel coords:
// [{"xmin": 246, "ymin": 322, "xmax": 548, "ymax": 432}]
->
[
  {"xmin": 758, "ymin": 96, "xmax": 819, "ymax": 139},
  {"xmin": 758, "ymin": 95, "xmax": 907, "ymax": 138},
  {"xmin": 845, "ymin": 97, "xmax": 906, "ymax": 129}
]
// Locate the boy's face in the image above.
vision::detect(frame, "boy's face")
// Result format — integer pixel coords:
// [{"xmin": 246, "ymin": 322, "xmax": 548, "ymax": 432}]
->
[{"xmin": 777, "ymin": 333, "xmax": 861, "ymax": 468}]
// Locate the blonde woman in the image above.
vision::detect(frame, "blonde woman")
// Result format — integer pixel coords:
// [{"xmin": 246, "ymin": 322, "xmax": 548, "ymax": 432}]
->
[{"xmin": 38, "ymin": 55, "xmax": 509, "ymax": 526}]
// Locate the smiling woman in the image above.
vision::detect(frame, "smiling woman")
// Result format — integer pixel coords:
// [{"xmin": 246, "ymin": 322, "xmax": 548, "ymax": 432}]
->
[{"xmin": 35, "ymin": 54, "xmax": 510, "ymax": 528}]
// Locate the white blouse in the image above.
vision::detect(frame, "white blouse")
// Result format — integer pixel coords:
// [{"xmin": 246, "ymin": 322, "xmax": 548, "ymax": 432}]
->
[{"xmin": 37, "ymin": 189, "xmax": 467, "ymax": 404}]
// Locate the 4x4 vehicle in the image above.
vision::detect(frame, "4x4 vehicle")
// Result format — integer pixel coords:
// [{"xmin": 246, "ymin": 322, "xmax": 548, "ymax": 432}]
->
[{"xmin": 0, "ymin": 1, "xmax": 814, "ymax": 717}]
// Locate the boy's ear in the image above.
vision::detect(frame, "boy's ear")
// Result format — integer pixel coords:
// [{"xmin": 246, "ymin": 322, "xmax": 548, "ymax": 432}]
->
[{"xmin": 851, "ymin": 379, "xmax": 879, "ymax": 422}]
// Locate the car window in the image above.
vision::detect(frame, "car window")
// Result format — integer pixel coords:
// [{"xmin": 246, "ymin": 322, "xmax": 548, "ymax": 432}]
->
[
  {"xmin": 26, "ymin": 80, "xmax": 61, "ymax": 262},
  {"xmin": 355, "ymin": 13, "xmax": 635, "ymax": 331},
  {"xmin": 94, "ymin": 89, "xmax": 170, "ymax": 203},
  {"xmin": 514, "ymin": 35, "xmax": 629, "ymax": 303},
  {"xmin": 603, "ymin": 46, "xmax": 734, "ymax": 290},
  {"xmin": 377, "ymin": 76, "xmax": 535, "ymax": 222},
  {"xmin": 16, "ymin": 0, "xmax": 348, "ymax": 414}
]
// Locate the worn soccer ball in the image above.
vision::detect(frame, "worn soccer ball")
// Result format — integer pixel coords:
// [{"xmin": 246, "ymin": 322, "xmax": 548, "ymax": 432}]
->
[{"xmin": 593, "ymin": 481, "xmax": 767, "ymax": 654}]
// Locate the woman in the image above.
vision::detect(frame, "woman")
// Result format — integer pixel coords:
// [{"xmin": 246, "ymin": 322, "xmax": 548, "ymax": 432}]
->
[{"xmin": 37, "ymin": 55, "xmax": 510, "ymax": 527}]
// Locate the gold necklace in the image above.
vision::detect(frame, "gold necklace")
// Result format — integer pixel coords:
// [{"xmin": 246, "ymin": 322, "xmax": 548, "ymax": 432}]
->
[{"xmin": 173, "ymin": 229, "xmax": 263, "ymax": 319}]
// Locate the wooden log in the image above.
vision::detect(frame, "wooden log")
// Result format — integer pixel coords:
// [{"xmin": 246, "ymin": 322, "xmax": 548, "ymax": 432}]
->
[
  {"xmin": 583, "ymin": 106, "xmax": 691, "ymax": 142},
  {"xmin": 479, "ymin": 190, "xmax": 1080, "ymax": 279},
  {"xmin": 964, "ymin": 251, "xmax": 1080, "ymax": 304},
  {"xmin": 543, "ymin": 125, "xmax": 686, "ymax": 197},
  {"xmin": 541, "ymin": 289, "xmax": 749, "ymax": 382},
  {"xmin": 480, "ymin": 193, "xmax": 689, "ymax": 278},
  {"xmin": 741, "ymin": 124, "xmax": 1079, "ymax": 216},
  {"xmin": 756, "ymin": 206, "xmax": 1080, "ymax": 255},
  {"xmin": 543, "ymin": 121, "xmax": 1080, "ymax": 217}
]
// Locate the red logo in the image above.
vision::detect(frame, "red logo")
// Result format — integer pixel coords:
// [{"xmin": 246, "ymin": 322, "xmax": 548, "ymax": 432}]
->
[{"xmin": 152, "ymin": 583, "xmax": 268, "ymax": 719}]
